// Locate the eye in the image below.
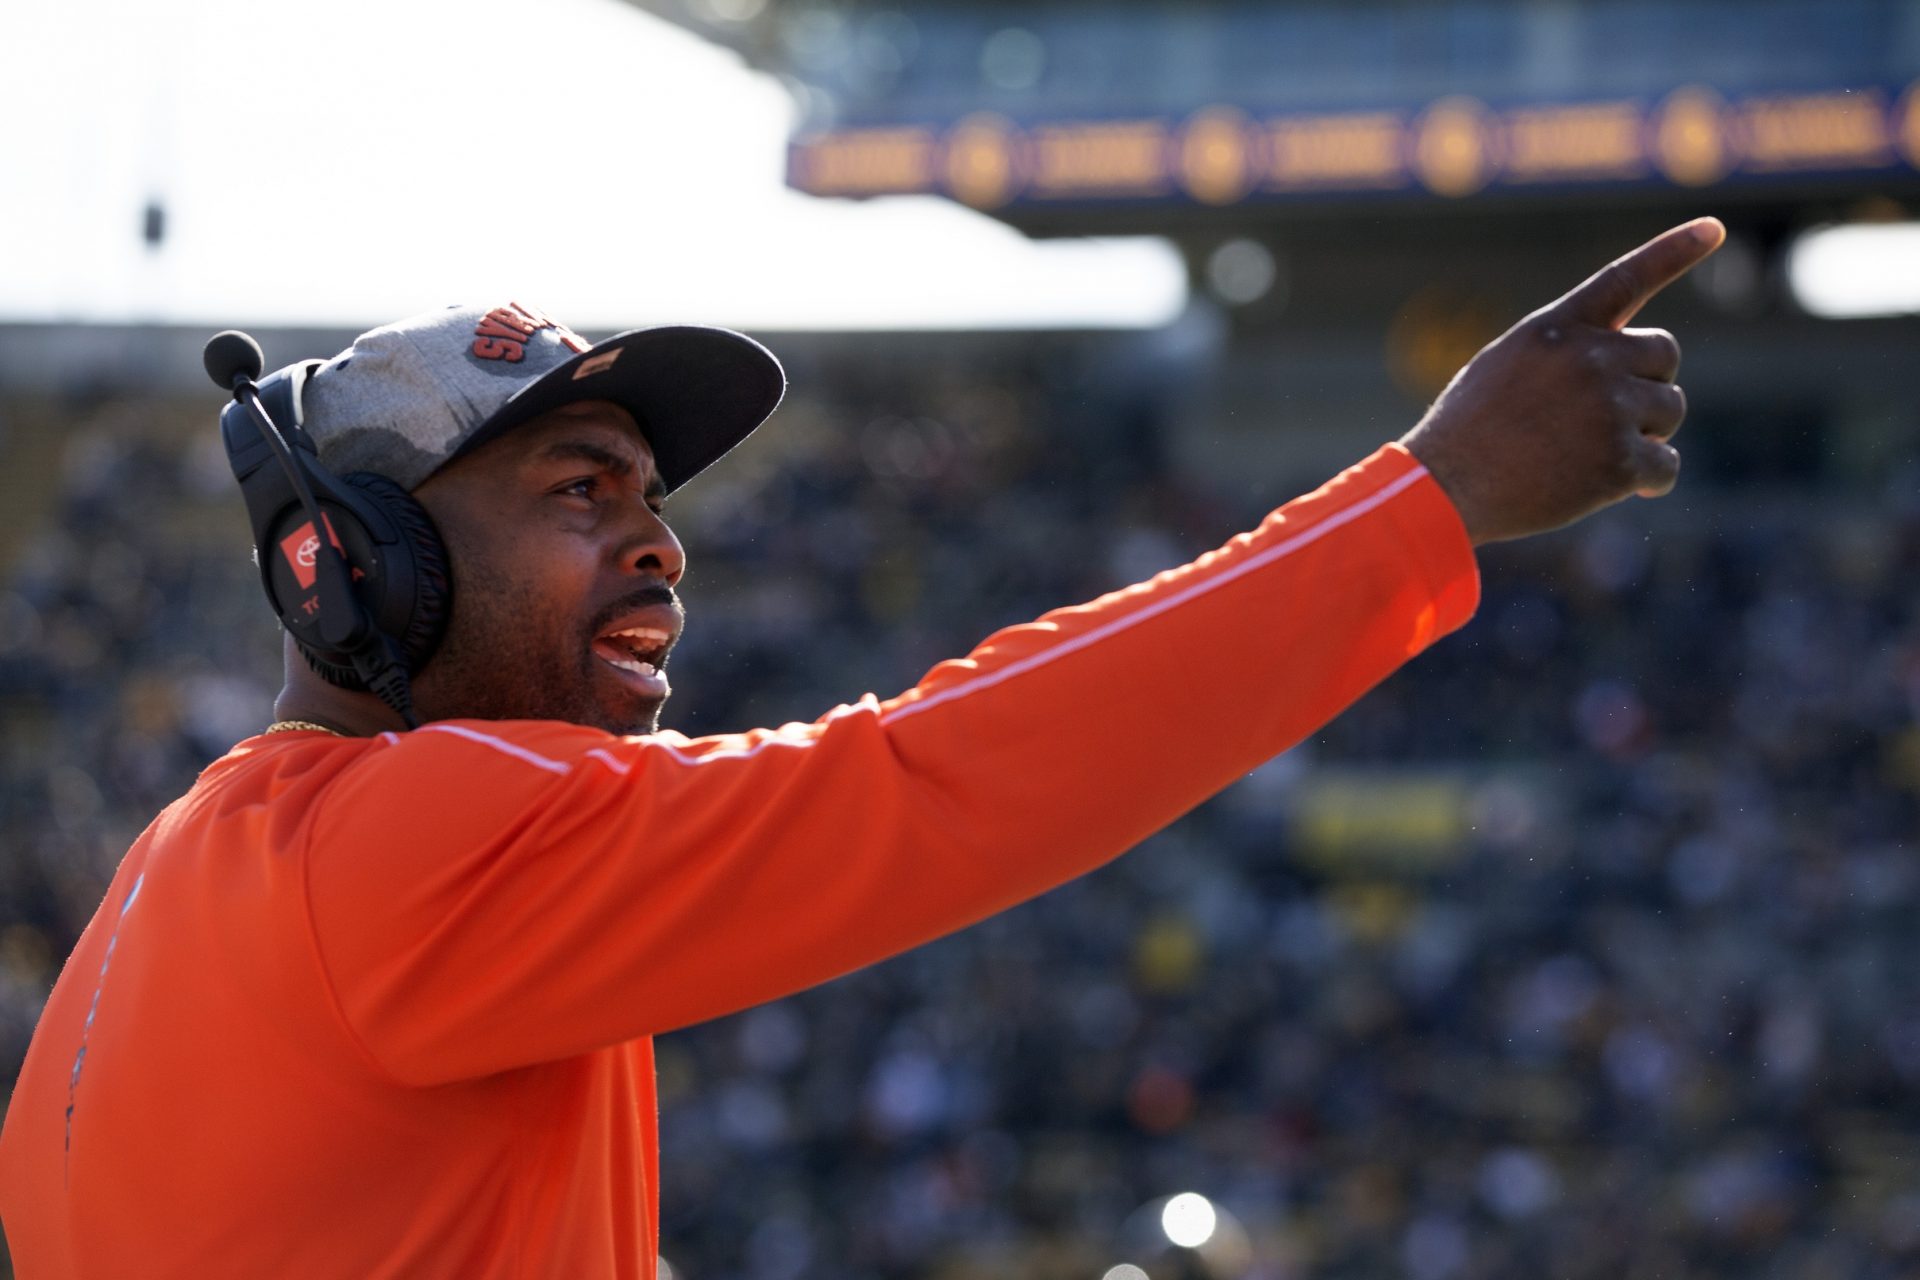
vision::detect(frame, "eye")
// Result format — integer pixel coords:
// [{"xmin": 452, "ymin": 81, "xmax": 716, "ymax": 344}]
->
[{"xmin": 555, "ymin": 475, "xmax": 601, "ymax": 502}]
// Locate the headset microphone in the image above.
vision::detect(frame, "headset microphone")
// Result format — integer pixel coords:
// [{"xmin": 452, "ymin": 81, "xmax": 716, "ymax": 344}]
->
[
  {"xmin": 201, "ymin": 330, "xmax": 268, "ymax": 396},
  {"xmin": 205, "ymin": 330, "xmax": 427, "ymax": 730}
]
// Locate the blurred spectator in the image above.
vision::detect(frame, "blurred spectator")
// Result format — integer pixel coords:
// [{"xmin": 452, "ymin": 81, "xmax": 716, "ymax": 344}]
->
[{"xmin": 2, "ymin": 368, "xmax": 1917, "ymax": 1280}]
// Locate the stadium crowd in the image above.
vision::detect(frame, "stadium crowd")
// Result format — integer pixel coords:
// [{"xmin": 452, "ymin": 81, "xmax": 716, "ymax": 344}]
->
[{"xmin": 2, "ymin": 359, "xmax": 1917, "ymax": 1280}]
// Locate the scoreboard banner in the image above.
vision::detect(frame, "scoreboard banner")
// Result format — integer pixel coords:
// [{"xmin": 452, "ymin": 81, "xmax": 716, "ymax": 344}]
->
[{"xmin": 788, "ymin": 83, "xmax": 1920, "ymax": 209}]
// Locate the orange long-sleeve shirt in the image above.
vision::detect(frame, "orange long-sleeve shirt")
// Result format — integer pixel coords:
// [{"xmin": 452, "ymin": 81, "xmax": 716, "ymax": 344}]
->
[{"xmin": 0, "ymin": 444, "xmax": 1477, "ymax": 1278}]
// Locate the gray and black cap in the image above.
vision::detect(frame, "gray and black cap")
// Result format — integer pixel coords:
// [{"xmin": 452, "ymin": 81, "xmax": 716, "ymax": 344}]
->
[{"xmin": 290, "ymin": 301, "xmax": 785, "ymax": 493}]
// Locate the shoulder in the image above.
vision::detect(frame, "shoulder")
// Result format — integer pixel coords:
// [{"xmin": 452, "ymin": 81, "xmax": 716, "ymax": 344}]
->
[
  {"xmin": 317, "ymin": 717, "xmax": 686, "ymax": 818},
  {"xmin": 303, "ymin": 720, "xmax": 641, "ymax": 866},
  {"xmin": 328, "ymin": 719, "xmax": 649, "ymax": 794},
  {"xmin": 377, "ymin": 719, "xmax": 615, "ymax": 768}
]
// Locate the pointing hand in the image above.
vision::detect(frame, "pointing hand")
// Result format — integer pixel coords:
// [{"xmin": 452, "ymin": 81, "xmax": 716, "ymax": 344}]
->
[{"xmin": 1401, "ymin": 217, "xmax": 1727, "ymax": 546}]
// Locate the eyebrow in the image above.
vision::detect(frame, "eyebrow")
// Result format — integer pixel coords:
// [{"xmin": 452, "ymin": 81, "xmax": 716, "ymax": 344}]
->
[{"xmin": 538, "ymin": 439, "xmax": 668, "ymax": 503}]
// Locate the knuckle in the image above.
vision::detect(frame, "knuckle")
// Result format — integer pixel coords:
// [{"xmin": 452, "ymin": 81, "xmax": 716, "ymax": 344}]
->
[
  {"xmin": 1644, "ymin": 447, "xmax": 1681, "ymax": 493},
  {"xmin": 1646, "ymin": 330, "xmax": 1682, "ymax": 373},
  {"xmin": 1663, "ymin": 384, "xmax": 1688, "ymax": 423},
  {"xmin": 1526, "ymin": 314, "xmax": 1569, "ymax": 347}
]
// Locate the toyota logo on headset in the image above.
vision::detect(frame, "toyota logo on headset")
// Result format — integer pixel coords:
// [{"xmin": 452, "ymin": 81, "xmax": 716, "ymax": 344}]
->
[{"xmin": 278, "ymin": 517, "xmax": 342, "ymax": 592}]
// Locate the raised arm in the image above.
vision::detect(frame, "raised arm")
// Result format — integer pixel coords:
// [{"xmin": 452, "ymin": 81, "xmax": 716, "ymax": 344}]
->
[
  {"xmin": 304, "ymin": 221, "xmax": 1722, "ymax": 1084},
  {"xmin": 306, "ymin": 445, "xmax": 1472, "ymax": 1082}
]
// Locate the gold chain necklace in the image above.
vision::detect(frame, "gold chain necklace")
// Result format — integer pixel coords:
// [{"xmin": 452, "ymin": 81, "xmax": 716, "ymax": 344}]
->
[{"xmin": 264, "ymin": 720, "xmax": 348, "ymax": 737}]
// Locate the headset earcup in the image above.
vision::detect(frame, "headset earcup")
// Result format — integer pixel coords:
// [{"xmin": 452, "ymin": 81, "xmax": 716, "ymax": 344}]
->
[
  {"xmin": 346, "ymin": 473, "xmax": 452, "ymax": 675},
  {"xmin": 296, "ymin": 474, "xmax": 452, "ymax": 688}
]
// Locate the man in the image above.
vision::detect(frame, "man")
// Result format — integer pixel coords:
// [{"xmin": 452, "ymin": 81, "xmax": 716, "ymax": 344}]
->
[{"xmin": 0, "ymin": 219, "xmax": 1723, "ymax": 1277}]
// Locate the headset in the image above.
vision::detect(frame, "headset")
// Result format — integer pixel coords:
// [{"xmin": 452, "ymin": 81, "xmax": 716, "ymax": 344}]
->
[{"xmin": 204, "ymin": 331, "xmax": 450, "ymax": 730}]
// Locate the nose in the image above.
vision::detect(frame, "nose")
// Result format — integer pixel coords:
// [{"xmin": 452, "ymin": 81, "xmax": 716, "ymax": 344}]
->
[{"xmin": 618, "ymin": 503, "xmax": 686, "ymax": 587}]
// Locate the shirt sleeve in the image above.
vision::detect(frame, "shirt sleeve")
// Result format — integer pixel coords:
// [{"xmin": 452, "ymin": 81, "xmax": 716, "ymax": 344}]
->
[{"xmin": 304, "ymin": 444, "xmax": 1479, "ymax": 1084}]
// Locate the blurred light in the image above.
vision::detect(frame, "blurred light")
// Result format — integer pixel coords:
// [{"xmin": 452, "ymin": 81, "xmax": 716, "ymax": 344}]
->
[
  {"xmin": 856, "ymin": 12, "xmax": 917, "ymax": 78},
  {"xmin": 1403, "ymin": 1213, "xmax": 1470, "ymax": 1280},
  {"xmin": 1101, "ymin": 1267, "xmax": 1151, "ymax": 1280},
  {"xmin": 1688, "ymin": 230, "xmax": 1766, "ymax": 317},
  {"xmin": 1385, "ymin": 286, "xmax": 1507, "ymax": 400},
  {"xmin": 784, "ymin": 8, "xmax": 849, "ymax": 71},
  {"xmin": 1788, "ymin": 222, "xmax": 1920, "ymax": 318},
  {"xmin": 657, "ymin": 1256, "xmax": 677, "ymax": 1280},
  {"xmin": 1123, "ymin": 1193, "xmax": 1254, "ymax": 1276},
  {"xmin": 981, "ymin": 27, "xmax": 1045, "ymax": 90},
  {"xmin": 1477, "ymin": 1148, "xmax": 1561, "ymax": 1220},
  {"xmin": 1205, "ymin": 239, "xmax": 1278, "ymax": 306},
  {"xmin": 1126, "ymin": 1063, "xmax": 1195, "ymax": 1134},
  {"xmin": 1161, "ymin": 1192, "xmax": 1219, "ymax": 1248}
]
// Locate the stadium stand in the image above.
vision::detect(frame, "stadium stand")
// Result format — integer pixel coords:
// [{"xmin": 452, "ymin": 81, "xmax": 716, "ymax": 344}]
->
[{"xmin": 3, "ymin": 345, "xmax": 1918, "ymax": 1278}]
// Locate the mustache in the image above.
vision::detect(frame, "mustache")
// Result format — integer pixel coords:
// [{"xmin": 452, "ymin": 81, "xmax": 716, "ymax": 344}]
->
[{"xmin": 589, "ymin": 584, "xmax": 684, "ymax": 636}]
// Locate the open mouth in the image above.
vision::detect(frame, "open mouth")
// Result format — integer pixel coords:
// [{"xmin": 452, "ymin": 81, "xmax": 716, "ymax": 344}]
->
[{"xmin": 592, "ymin": 625, "xmax": 673, "ymax": 680}]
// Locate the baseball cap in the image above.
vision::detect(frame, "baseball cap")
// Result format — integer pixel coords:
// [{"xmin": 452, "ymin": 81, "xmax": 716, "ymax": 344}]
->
[{"xmin": 290, "ymin": 301, "xmax": 785, "ymax": 493}]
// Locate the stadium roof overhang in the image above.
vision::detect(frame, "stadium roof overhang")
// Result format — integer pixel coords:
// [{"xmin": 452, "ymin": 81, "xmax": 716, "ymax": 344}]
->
[{"xmin": 616, "ymin": 0, "xmax": 1920, "ymax": 239}]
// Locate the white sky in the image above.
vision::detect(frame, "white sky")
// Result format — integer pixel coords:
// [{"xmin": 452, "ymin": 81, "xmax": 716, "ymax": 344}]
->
[{"xmin": 0, "ymin": 0, "xmax": 1188, "ymax": 332}]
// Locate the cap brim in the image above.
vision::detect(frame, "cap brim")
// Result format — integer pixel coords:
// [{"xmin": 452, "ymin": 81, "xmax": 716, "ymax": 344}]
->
[{"xmin": 451, "ymin": 325, "xmax": 785, "ymax": 494}]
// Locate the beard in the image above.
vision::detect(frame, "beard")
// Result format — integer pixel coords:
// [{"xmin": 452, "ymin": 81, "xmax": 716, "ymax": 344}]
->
[{"xmin": 408, "ymin": 558, "xmax": 676, "ymax": 736}]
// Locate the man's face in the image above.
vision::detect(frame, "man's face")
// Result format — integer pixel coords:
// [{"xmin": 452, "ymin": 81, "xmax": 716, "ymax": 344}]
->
[{"xmin": 408, "ymin": 401, "xmax": 686, "ymax": 735}]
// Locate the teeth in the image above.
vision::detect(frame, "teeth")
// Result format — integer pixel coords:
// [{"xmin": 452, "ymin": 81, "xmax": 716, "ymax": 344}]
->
[
  {"xmin": 605, "ymin": 627, "xmax": 670, "ymax": 645},
  {"xmin": 604, "ymin": 656, "xmax": 658, "ymax": 677}
]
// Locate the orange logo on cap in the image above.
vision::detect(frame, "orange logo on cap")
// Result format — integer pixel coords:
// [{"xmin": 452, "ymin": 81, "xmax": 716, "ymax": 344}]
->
[{"xmin": 470, "ymin": 302, "xmax": 591, "ymax": 363}]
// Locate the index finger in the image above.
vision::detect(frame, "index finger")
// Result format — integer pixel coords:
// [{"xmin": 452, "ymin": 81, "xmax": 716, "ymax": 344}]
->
[{"xmin": 1552, "ymin": 217, "xmax": 1727, "ymax": 330}]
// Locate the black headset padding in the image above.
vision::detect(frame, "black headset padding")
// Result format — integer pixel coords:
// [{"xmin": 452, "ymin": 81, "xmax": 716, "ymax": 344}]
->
[{"xmin": 298, "ymin": 473, "xmax": 453, "ymax": 690}]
